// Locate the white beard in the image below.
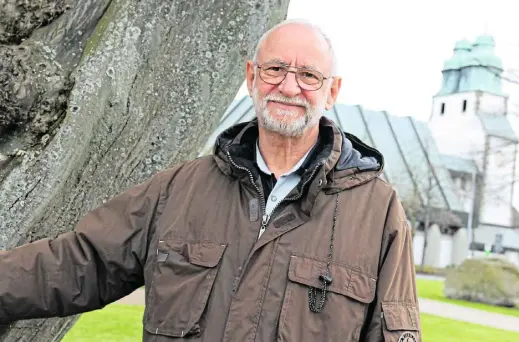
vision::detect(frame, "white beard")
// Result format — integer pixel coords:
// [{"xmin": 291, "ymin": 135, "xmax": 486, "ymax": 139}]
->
[{"xmin": 252, "ymin": 88, "xmax": 324, "ymax": 137}]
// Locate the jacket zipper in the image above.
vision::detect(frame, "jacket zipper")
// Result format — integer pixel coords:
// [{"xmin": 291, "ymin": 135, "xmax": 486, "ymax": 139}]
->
[
  {"xmin": 260, "ymin": 160, "xmax": 324, "ymax": 235},
  {"xmin": 225, "ymin": 151, "xmax": 324, "ymax": 296},
  {"xmin": 225, "ymin": 151, "xmax": 267, "ymax": 221},
  {"xmin": 226, "ymin": 151, "xmax": 323, "ymax": 234}
]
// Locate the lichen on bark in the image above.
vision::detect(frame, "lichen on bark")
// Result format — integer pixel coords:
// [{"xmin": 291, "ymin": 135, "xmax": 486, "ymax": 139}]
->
[
  {"xmin": 0, "ymin": 0, "xmax": 72, "ymax": 44},
  {"xmin": 0, "ymin": 43, "xmax": 73, "ymax": 146},
  {"xmin": 0, "ymin": 0, "xmax": 290, "ymax": 341}
]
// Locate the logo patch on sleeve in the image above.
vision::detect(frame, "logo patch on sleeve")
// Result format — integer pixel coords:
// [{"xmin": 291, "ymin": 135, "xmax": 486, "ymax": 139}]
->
[{"xmin": 398, "ymin": 332, "xmax": 417, "ymax": 342}]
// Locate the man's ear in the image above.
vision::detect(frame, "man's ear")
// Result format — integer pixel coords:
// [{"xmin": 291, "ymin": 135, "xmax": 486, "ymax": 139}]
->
[
  {"xmin": 325, "ymin": 77, "xmax": 342, "ymax": 110},
  {"xmin": 246, "ymin": 60, "xmax": 255, "ymax": 96}
]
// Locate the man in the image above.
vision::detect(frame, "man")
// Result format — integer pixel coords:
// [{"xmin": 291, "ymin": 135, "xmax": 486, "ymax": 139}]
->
[{"xmin": 0, "ymin": 20, "xmax": 421, "ymax": 341}]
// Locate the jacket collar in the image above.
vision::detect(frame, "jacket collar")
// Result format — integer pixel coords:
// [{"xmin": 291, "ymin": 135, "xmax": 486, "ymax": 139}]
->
[{"xmin": 213, "ymin": 116, "xmax": 384, "ymax": 190}]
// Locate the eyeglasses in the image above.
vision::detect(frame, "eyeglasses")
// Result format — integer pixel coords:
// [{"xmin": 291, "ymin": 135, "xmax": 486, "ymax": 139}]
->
[{"xmin": 255, "ymin": 62, "xmax": 331, "ymax": 91}]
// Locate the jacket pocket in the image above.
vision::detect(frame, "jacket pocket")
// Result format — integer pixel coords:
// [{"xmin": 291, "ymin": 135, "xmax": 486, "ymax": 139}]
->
[
  {"xmin": 278, "ymin": 254, "xmax": 377, "ymax": 342},
  {"xmin": 381, "ymin": 302, "xmax": 421, "ymax": 342},
  {"xmin": 144, "ymin": 239, "xmax": 227, "ymax": 338}
]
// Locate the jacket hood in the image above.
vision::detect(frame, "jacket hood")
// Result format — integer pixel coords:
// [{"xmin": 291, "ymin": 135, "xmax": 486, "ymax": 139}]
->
[
  {"xmin": 337, "ymin": 130, "xmax": 381, "ymax": 172},
  {"xmin": 213, "ymin": 116, "xmax": 384, "ymax": 192}
]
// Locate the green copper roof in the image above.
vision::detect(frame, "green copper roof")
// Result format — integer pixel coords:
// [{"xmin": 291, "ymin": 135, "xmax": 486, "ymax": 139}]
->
[
  {"xmin": 438, "ymin": 35, "xmax": 504, "ymax": 96},
  {"xmin": 468, "ymin": 35, "xmax": 503, "ymax": 69},
  {"xmin": 443, "ymin": 36, "xmax": 503, "ymax": 70},
  {"xmin": 443, "ymin": 39, "xmax": 472, "ymax": 70},
  {"xmin": 456, "ymin": 39, "xmax": 473, "ymax": 50}
]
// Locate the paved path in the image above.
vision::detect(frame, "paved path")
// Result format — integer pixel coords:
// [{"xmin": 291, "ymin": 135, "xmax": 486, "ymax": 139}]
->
[
  {"xmin": 117, "ymin": 289, "xmax": 146, "ymax": 306},
  {"xmin": 418, "ymin": 298, "xmax": 519, "ymax": 333},
  {"xmin": 416, "ymin": 273, "xmax": 445, "ymax": 281},
  {"xmin": 117, "ymin": 289, "xmax": 519, "ymax": 333}
]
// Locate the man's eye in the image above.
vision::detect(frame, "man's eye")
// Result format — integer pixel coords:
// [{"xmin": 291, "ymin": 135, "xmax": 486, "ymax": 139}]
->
[{"xmin": 303, "ymin": 72, "xmax": 318, "ymax": 79}]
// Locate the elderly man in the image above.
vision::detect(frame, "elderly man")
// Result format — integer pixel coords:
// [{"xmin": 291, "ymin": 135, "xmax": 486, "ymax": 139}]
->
[{"xmin": 0, "ymin": 20, "xmax": 421, "ymax": 341}]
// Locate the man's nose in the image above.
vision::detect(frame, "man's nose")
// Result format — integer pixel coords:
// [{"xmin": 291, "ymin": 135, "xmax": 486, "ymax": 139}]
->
[{"xmin": 277, "ymin": 71, "xmax": 302, "ymax": 97}]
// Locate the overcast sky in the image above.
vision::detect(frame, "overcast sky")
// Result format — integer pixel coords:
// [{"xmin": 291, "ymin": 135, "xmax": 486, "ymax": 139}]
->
[{"xmin": 236, "ymin": 0, "xmax": 519, "ymax": 122}]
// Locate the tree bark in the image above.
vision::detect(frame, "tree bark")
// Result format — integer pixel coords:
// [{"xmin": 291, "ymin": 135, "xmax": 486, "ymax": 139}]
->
[{"xmin": 0, "ymin": 0, "xmax": 290, "ymax": 340}]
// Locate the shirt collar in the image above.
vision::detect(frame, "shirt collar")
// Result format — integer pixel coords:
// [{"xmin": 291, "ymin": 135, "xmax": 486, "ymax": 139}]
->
[{"xmin": 255, "ymin": 139, "xmax": 315, "ymax": 177}]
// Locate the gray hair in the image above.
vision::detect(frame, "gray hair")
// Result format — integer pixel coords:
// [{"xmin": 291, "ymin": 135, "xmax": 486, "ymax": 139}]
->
[{"xmin": 252, "ymin": 19, "xmax": 338, "ymax": 76}]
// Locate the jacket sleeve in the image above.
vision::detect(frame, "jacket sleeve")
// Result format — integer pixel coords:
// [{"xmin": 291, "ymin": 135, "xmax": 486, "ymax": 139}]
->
[
  {"xmin": 0, "ymin": 171, "xmax": 166, "ymax": 324},
  {"xmin": 361, "ymin": 192, "xmax": 422, "ymax": 342}
]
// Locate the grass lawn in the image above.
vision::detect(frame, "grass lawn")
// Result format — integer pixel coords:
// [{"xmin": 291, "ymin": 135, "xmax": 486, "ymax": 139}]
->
[
  {"xmin": 62, "ymin": 304, "xmax": 144, "ymax": 342},
  {"xmin": 62, "ymin": 303, "xmax": 519, "ymax": 342},
  {"xmin": 421, "ymin": 313, "xmax": 519, "ymax": 342},
  {"xmin": 417, "ymin": 278, "xmax": 519, "ymax": 318}
]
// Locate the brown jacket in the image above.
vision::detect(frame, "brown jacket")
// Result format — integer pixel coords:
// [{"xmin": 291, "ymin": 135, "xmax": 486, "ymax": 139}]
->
[{"xmin": 0, "ymin": 118, "xmax": 421, "ymax": 341}]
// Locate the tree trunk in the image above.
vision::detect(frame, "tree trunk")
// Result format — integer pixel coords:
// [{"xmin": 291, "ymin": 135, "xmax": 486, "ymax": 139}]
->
[{"xmin": 0, "ymin": 0, "xmax": 290, "ymax": 340}]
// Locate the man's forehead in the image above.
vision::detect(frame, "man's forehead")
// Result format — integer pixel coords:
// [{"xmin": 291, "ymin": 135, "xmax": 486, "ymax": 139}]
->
[
  {"xmin": 262, "ymin": 57, "xmax": 320, "ymax": 71},
  {"xmin": 256, "ymin": 24, "xmax": 332, "ymax": 73}
]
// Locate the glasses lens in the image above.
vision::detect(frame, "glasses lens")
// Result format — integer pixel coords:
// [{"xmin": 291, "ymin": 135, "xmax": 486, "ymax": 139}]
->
[
  {"xmin": 259, "ymin": 63, "xmax": 287, "ymax": 84},
  {"xmin": 258, "ymin": 63, "xmax": 324, "ymax": 90},
  {"xmin": 297, "ymin": 69, "xmax": 323, "ymax": 90}
]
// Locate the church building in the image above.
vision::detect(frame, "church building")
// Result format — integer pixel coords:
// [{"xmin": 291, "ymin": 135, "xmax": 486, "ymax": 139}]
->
[
  {"xmin": 201, "ymin": 35, "xmax": 519, "ymax": 268},
  {"xmin": 429, "ymin": 36, "xmax": 519, "ymax": 264}
]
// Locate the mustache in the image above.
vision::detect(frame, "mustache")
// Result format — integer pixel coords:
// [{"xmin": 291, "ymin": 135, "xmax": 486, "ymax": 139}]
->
[{"xmin": 263, "ymin": 94, "xmax": 310, "ymax": 109}]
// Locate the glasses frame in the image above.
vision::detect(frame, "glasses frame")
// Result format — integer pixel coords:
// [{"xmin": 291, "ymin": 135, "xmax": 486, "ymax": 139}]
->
[{"xmin": 254, "ymin": 62, "xmax": 332, "ymax": 91}]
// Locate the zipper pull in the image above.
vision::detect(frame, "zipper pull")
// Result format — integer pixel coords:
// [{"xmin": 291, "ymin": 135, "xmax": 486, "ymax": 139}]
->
[
  {"xmin": 258, "ymin": 214, "xmax": 269, "ymax": 238},
  {"xmin": 261, "ymin": 214, "xmax": 270, "ymax": 229}
]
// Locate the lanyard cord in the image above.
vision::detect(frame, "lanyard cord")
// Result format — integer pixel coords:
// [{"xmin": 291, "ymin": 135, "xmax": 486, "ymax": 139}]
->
[{"xmin": 308, "ymin": 193, "xmax": 339, "ymax": 313}]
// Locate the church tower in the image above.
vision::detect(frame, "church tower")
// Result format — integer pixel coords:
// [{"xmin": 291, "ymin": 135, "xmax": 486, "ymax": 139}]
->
[{"xmin": 429, "ymin": 35, "xmax": 518, "ymax": 229}]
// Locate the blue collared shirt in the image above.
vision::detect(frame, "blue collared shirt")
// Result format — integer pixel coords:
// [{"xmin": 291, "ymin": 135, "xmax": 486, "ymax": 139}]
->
[{"xmin": 255, "ymin": 140, "xmax": 314, "ymax": 238}]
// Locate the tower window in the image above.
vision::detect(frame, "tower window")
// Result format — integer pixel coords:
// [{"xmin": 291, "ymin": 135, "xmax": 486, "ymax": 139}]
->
[
  {"xmin": 440, "ymin": 102, "xmax": 445, "ymax": 115},
  {"xmin": 462, "ymin": 99, "xmax": 467, "ymax": 112}
]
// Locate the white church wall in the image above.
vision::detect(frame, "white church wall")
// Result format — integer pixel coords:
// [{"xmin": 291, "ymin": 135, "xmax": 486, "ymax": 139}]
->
[
  {"xmin": 505, "ymin": 251, "xmax": 519, "ymax": 267},
  {"xmin": 432, "ymin": 92, "xmax": 478, "ymax": 118},
  {"xmin": 413, "ymin": 231, "xmax": 424, "ymax": 266},
  {"xmin": 429, "ymin": 92, "xmax": 486, "ymax": 159},
  {"xmin": 462, "ymin": 177, "xmax": 476, "ymax": 213},
  {"xmin": 413, "ymin": 227, "xmax": 519, "ymax": 269},
  {"xmin": 480, "ymin": 137, "xmax": 515, "ymax": 227},
  {"xmin": 439, "ymin": 236, "xmax": 454, "ymax": 268},
  {"xmin": 449, "ymin": 172, "xmax": 476, "ymax": 214},
  {"xmin": 473, "ymin": 226, "xmax": 519, "ymax": 267},
  {"xmin": 424, "ymin": 224, "xmax": 442, "ymax": 267},
  {"xmin": 411, "ymin": 228, "xmax": 519, "ymax": 268},
  {"xmin": 475, "ymin": 224, "xmax": 519, "ymax": 250},
  {"xmin": 475, "ymin": 225, "xmax": 505, "ymax": 246},
  {"xmin": 477, "ymin": 92, "xmax": 507, "ymax": 115},
  {"xmin": 451, "ymin": 228, "xmax": 468, "ymax": 265},
  {"xmin": 413, "ymin": 230, "xmax": 461, "ymax": 267}
]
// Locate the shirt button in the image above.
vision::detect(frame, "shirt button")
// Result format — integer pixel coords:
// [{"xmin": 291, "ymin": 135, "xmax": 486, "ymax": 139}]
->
[{"xmin": 271, "ymin": 195, "xmax": 277, "ymax": 202}]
